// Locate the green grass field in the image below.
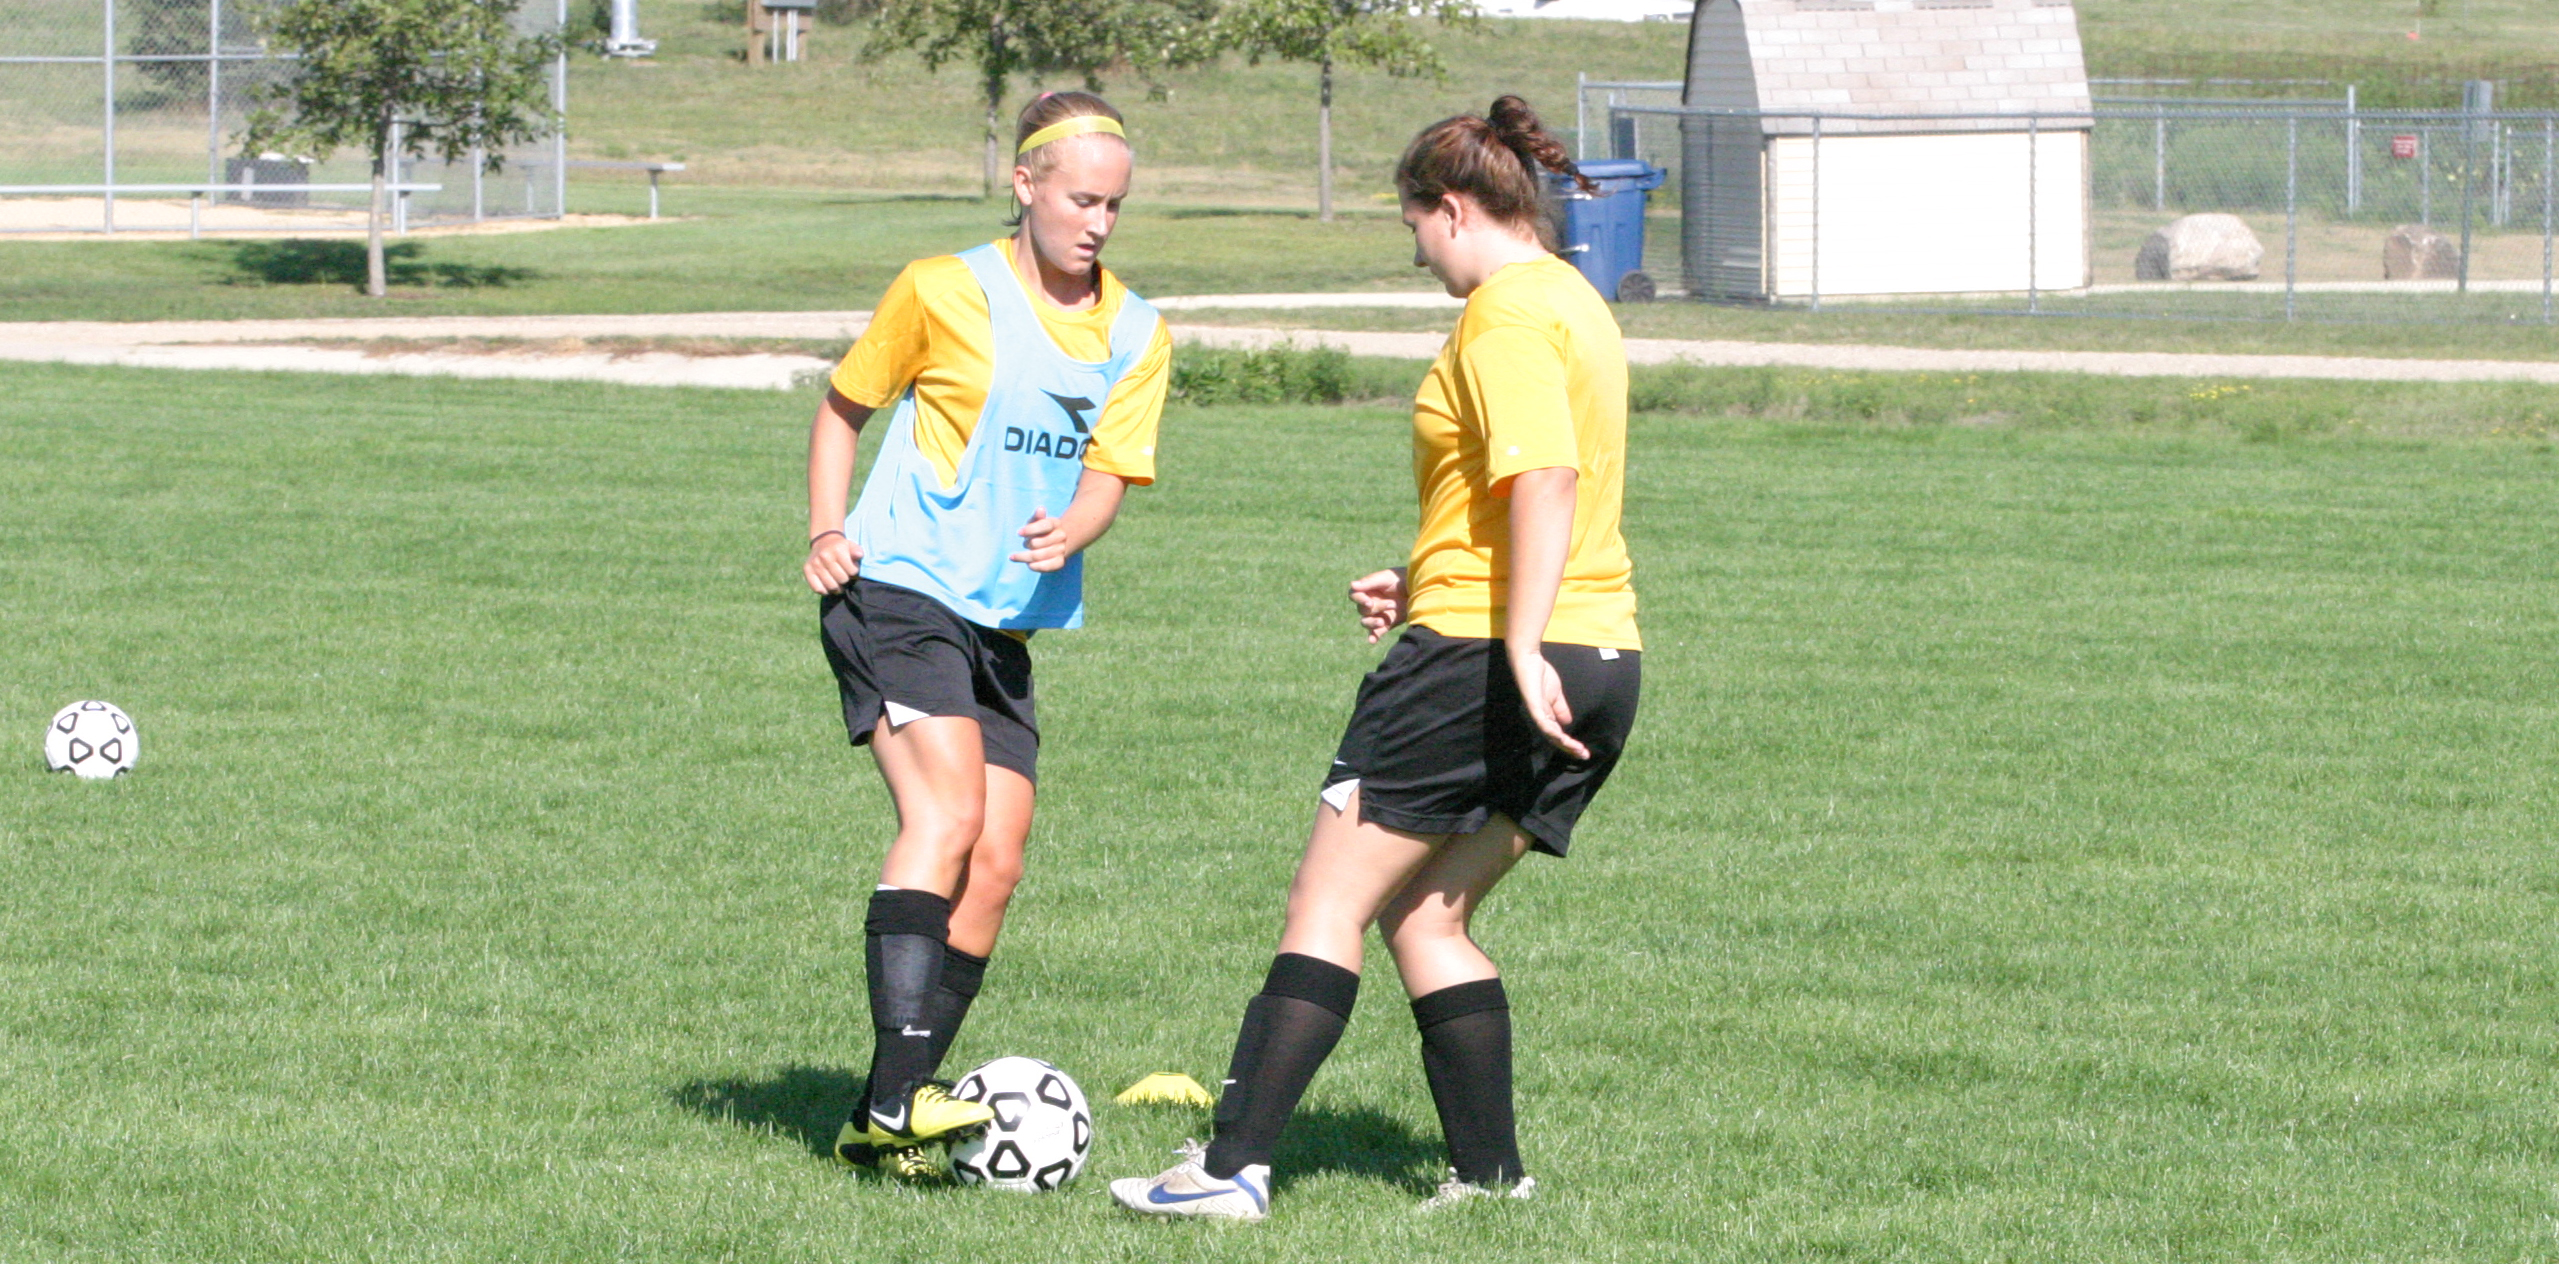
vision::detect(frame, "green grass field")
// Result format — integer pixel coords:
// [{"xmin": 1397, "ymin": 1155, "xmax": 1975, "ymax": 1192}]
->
[
  {"xmin": 7, "ymin": 359, "xmax": 2559, "ymax": 1260},
  {"xmin": 7, "ymin": 188, "xmax": 2558, "ymax": 362},
  {"xmin": 12, "ymin": 1, "xmax": 2559, "ymax": 340},
  {"xmin": 1181, "ymin": 299, "xmax": 2559, "ymax": 364},
  {"xmin": 0, "ymin": 190, "xmax": 1434, "ymax": 322}
]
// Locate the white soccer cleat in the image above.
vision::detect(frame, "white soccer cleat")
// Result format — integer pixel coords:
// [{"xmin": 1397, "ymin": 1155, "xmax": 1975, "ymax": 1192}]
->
[
  {"xmin": 1417, "ymin": 1171, "xmax": 1537, "ymax": 1212},
  {"xmin": 1108, "ymin": 1142, "xmax": 1269, "ymax": 1222}
]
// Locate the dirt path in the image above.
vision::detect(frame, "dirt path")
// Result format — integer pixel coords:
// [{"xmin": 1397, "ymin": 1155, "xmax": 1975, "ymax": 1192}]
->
[
  {"xmin": 4, "ymin": 305, "xmax": 2559, "ymax": 388},
  {"xmin": 0, "ymin": 197, "xmax": 658, "ymax": 241}
]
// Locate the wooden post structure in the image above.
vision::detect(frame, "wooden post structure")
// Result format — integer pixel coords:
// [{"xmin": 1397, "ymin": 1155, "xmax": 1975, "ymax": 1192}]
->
[{"xmin": 746, "ymin": 0, "xmax": 766, "ymax": 66}]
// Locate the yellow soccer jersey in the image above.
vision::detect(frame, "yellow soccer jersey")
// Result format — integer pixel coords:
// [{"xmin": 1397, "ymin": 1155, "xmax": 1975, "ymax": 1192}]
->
[
  {"xmin": 830, "ymin": 242, "xmax": 1171, "ymax": 487},
  {"xmin": 1404, "ymin": 255, "xmax": 1640, "ymax": 651}
]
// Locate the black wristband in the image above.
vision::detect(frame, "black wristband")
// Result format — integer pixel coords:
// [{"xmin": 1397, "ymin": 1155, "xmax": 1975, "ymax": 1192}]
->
[{"xmin": 810, "ymin": 529, "xmax": 845, "ymax": 546}]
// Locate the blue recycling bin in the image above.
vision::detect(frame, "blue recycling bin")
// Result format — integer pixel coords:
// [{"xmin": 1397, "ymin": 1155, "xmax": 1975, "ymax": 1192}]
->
[{"xmin": 1548, "ymin": 159, "xmax": 1666, "ymax": 302}]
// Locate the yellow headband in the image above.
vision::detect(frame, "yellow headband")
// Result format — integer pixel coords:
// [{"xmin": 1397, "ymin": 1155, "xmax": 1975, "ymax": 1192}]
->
[{"xmin": 1017, "ymin": 115, "xmax": 1126, "ymax": 157}]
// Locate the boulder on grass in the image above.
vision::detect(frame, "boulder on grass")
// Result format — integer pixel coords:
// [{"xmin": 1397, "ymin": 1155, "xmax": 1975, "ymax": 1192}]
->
[
  {"xmin": 2383, "ymin": 223, "xmax": 2461, "ymax": 280},
  {"xmin": 2134, "ymin": 213, "xmax": 2264, "ymax": 282}
]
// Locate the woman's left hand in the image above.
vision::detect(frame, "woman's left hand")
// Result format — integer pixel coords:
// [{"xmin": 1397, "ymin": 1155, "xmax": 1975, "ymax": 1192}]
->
[
  {"xmin": 1511, "ymin": 649, "xmax": 1590, "ymax": 760},
  {"xmin": 1011, "ymin": 508, "xmax": 1071, "ymax": 572}
]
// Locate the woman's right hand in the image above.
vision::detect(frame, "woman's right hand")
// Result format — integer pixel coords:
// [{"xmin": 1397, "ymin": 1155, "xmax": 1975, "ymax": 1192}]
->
[
  {"xmin": 806, "ymin": 531, "xmax": 863, "ymax": 594},
  {"xmin": 1348, "ymin": 567, "xmax": 1409, "ymax": 643}
]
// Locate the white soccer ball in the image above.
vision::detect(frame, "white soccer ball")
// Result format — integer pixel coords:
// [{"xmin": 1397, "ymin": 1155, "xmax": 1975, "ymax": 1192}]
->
[
  {"xmin": 45, "ymin": 700, "xmax": 137, "ymax": 780},
  {"xmin": 948, "ymin": 1056, "xmax": 1093, "ymax": 1192}
]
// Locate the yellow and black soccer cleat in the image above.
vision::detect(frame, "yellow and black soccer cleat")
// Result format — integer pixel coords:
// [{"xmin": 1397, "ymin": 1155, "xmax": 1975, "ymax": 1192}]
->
[
  {"xmin": 880, "ymin": 1145, "xmax": 943, "ymax": 1182},
  {"xmin": 834, "ymin": 1130, "xmax": 948, "ymax": 1183},
  {"xmin": 859, "ymin": 1081, "xmax": 995, "ymax": 1149},
  {"xmin": 833, "ymin": 1123, "xmax": 877, "ymax": 1167}
]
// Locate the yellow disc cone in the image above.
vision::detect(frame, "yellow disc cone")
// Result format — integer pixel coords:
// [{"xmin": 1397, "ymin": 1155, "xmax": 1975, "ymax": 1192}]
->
[{"xmin": 1115, "ymin": 1072, "xmax": 1215, "ymax": 1108}]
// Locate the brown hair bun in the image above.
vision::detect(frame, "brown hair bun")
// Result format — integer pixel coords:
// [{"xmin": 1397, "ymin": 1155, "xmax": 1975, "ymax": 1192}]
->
[{"xmin": 1393, "ymin": 95, "xmax": 1595, "ymax": 245}]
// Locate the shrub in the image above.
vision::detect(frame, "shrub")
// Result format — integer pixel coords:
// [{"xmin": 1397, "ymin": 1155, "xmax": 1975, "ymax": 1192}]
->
[{"xmin": 1171, "ymin": 343, "xmax": 1357, "ymax": 405}]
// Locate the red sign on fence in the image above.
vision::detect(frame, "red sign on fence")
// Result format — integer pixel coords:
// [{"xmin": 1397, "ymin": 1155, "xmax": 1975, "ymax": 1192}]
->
[{"xmin": 2390, "ymin": 134, "xmax": 2420, "ymax": 159}]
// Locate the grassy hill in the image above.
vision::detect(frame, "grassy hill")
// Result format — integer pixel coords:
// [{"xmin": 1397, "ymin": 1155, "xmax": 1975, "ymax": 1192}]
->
[
  {"xmin": 563, "ymin": 0, "xmax": 2559, "ymax": 204},
  {"xmin": 2078, "ymin": 0, "xmax": 2559, "ymax": 107},
  {"xmin": 570, "ymin": 7, "xmax": 1687, "ymax": 199}
]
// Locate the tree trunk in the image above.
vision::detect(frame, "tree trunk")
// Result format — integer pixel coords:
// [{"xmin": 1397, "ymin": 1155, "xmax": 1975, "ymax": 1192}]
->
[
  {"xmin": 1318, "ymin": 55, "xmax": 1334, "ymax": 223},
  {"xmin": 985, "ymin": 84, "xmax": 1003, "ymax": 201},
  {"xmin": 982, "ymin": 15, "xmax": 1006, "ymax": 201},
  {"xmin": 367, "ymin": 147, "xmax": 387, "ymax": 298}
]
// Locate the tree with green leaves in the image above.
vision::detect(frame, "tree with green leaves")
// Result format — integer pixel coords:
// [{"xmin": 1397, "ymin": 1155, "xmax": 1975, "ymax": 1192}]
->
[
  {"xmin": 245, "ymin": 0, "xmax": 560, "ymax": 297},
  {"xmin": 866, "ymin": 0, "xmax": 1221, "ymax": 199},
  {"xmin": 127, "ymin": 0, "xmax": 273, "ymax": 105},
  {"xmin": 1221, "ymin": 0, "xmax": 1478, "ymax": 222}
]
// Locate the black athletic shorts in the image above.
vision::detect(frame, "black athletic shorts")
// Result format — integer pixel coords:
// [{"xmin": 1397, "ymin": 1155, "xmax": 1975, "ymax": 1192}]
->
[
  {"xmin": 1323, "ymin": 625, "xmax": 1641, "ymax": 857},
  {"xmin": 818, "ymin": 578, "xmax": 1039, "ymax": 782}
]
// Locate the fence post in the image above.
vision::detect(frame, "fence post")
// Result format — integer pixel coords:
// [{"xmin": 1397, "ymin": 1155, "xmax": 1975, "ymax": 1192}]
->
[
  {"xmin": 2029, "ymin": 113, "xmax": 2040, "ymax": 313},
  {"xmin": 2292, "ymin": 113, "xmax": 2313, "ymax": 321},
  {"xmin": 2345, "ymin": 84, "xmax": 2360, "ymax": 214},
  {"xmin": 2543, "ymin": 116, "xmax": 2553, "ymax": 325},
  {"xmin": 1808, "ymin": 114, "xmax": 1821, "ymax": 314},
  {"xmin": 1577, "ymin": 72, "xmax": 1587, "ymax": 161},
  {"xmin": 2459, "ymin": 120, "xmax": 2476, "ymax": 296},
  {"xmin": 2421, "ymin": 129, "xmax": 2431, "ymax": 227},
  {"xmin": 2284, "ymin": 114, "xmax": 2298, "ymax": 321},
  {"xmin": 2154, "ymin": 104, "xmax": 2166, "ymax": 211},
  {"xmin": 391, "ymin": 121, "xmax": 407, "ymax": 235},
  {"xmin": 207, "ymin": 0, "xmax": 224, "ymax": 189},
  {"xmin": 554, "ymin": 0, "xmax": 569, "ymax": 219},
  {"xmin": 102, "ymin": 0, "xmax": 116, "ymax": 235},
  {"xmin": 2495, "ymin": 121, "xmax": 2508, "ymax": 227}
]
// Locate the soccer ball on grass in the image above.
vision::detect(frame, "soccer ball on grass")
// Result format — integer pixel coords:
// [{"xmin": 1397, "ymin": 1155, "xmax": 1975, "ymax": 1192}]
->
[
  {"xmin": 45, "ymin": 700, "xmax": 137, "ymax": 780},
  {"xmin": 948, "ymin": 1056, "xmax": 1093, "ymax": 1192}
]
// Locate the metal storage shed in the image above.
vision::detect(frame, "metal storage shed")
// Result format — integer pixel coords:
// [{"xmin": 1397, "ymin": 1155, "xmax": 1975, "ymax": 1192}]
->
[{"xmin": 1679, "ymin": 0, "xmax": 2093, "ymax": 301}]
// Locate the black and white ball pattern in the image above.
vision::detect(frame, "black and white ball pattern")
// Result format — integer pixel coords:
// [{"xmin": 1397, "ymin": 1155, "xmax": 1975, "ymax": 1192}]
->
[
  {"xmin": 44, "ymin": 700, "xmax": 137, "ymax": 780},
  {"xmin": 948, "ymin": 1056, "xmax": 1093, "ymax": 1192}
]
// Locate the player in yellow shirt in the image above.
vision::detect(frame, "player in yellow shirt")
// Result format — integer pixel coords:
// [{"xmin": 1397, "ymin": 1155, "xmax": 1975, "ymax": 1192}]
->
[
  {"xmin": 1113, "ymin": 96, "xmax": 1639, "ymax": 1221},
  {"xmin": 803, "ymin": 91, "xmax": 1171, "ymax": 1180}
]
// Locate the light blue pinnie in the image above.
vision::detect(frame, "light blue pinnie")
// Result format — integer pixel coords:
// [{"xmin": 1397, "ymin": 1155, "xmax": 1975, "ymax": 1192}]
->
[{"xmin": 847, "ymin": 243, "xmax": 1159, "ymax": 630}]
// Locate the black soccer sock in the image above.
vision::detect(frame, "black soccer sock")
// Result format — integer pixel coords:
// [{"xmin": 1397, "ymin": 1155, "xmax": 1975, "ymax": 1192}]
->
[
  {"xmin": 1203, "ymin": 953, "xmax": 1359, "ymax": 1179},
  {"xmin": 863, "ymin": 887, "xmax": 953, "ymax": 1118},
  {"xmin": 920, "ymin": 944, "xmax": 987, "ymax": 1075},
  {"xmin": 1413, "ymin": 978, "xmax": 1522, "ymax": 1186}
]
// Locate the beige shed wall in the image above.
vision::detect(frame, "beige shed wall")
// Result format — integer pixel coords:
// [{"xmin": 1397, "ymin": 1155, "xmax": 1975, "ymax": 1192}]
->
[{"xmin": 1764, "ymin": 130, "xmax": 2088, "ymax": 296}]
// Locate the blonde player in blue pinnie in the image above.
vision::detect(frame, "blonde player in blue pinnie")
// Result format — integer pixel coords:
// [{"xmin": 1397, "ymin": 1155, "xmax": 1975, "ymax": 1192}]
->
[{"xmin": 801, "ymin": 91, "xmax": 1171, "ymax": 1182}]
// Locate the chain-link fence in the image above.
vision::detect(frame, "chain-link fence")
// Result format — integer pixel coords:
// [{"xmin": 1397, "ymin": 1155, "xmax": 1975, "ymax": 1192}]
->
[
  {"xmin": 1575, "ymin": 77, "xmax": 1686, "ymax": 288},
  {"xmin": 1596, "ymin": 95, "xmax": 2559, "ymax": 325},
  {"xmin": 0, "ymin": 0, "xmax": 567, "ymax": 237}
]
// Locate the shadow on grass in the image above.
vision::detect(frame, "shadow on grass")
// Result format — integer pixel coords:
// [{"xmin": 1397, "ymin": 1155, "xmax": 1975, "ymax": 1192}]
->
[
  {"xmin": 671, "ymin": 1063, "xmax": 860, "ymax": 1158},
  {"xmin": 820, "ymin": 194, "xmax": 985, "ymax": 206},
  {"xmin": 1270, "ymin": 1105, "xmax": 1444, "ymax": 1195},
  {"xmin": 222, "ymin": 239, "xmax": 539, "ymax": 290},
  {"xmin": 1161, "ymin": 207, "xmax": 1321, "ymax": 221},
  {"xmin": 672, "ymin": 1067, "xmax": 1441, "ymax": 1193}
]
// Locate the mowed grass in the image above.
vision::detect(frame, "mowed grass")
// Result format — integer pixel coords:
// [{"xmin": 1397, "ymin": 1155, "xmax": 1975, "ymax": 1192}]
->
[
  {"xmin": 0, "ymin": 189, "xmax": 1433, "ymax": 322},
  {"xmin": 9, "ymin": 188, "xmax": 2559, "ymax": 363},
  {"xmin": 6, "ymin": 361, "xmax": 2559, "ymax": 1259}
]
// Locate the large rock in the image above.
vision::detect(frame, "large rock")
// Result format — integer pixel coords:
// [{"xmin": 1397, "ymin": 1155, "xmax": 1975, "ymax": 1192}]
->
[
  {"xmin": 2134, "ymin": 213, "xmax": 2264, "ymax": 282},
  {"xmin": 2383, "ymin": 223, "xmax": 2461, "ymax": 280}
]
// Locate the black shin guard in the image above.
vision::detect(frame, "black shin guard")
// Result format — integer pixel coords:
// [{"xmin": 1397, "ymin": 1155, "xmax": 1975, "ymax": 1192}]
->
[
  {"xmin": 920, "ymin": 944, "xmax": 987, "ymax": 1075},
  {"xmin": 1412, "ymin": 978, "xmax": 1521, "ymax": 1186},
  {"xmin": 863, "ymin": 888, "xmax": 952, "ymax": 1117},
  {"xmin": 1203, "ymin": 953, "xmax": 1359, "ymax": 1179}
]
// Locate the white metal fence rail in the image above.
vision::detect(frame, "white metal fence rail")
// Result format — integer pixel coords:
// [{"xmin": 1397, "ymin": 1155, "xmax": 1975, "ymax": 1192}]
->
[
  {"xmin": 0, "ymin": 0, "xmax": 568, "ymax": 236},
  {"xmin": 1602, "ymin": 100, "xmax": 2559, "ymax": 325}
]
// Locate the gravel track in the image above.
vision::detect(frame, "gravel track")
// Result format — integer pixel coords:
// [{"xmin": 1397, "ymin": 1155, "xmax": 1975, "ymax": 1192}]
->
[{"xmin": 4, "ymin": 304, "xmax": 2558, "ymax": 389}]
